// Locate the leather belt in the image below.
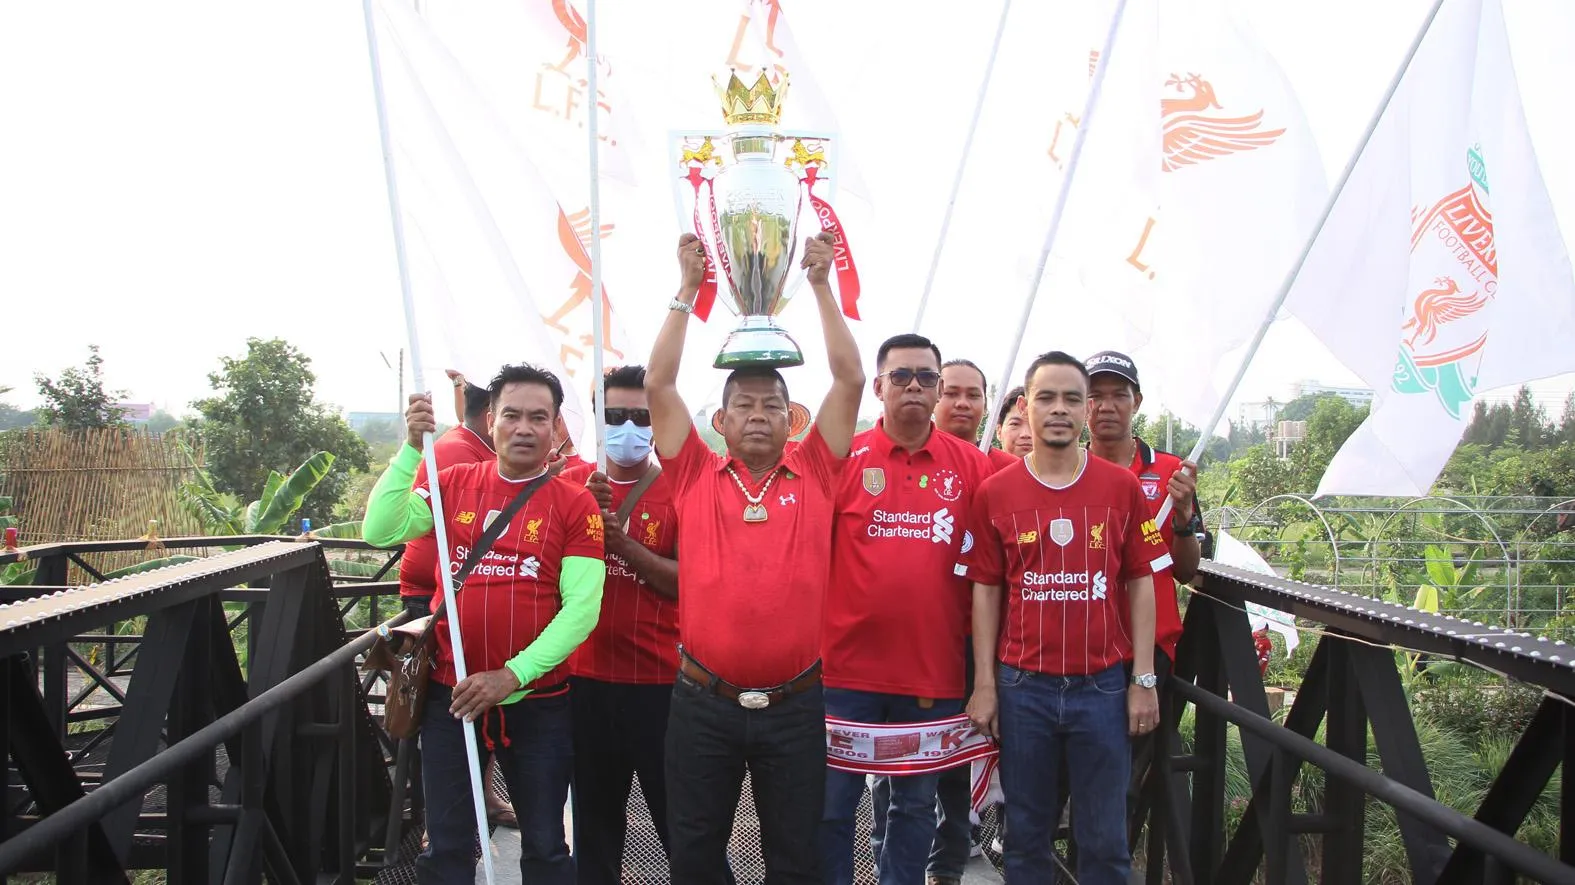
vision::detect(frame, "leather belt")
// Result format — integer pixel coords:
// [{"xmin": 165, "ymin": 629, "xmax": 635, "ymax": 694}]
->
[{"xmin": 678, "ymin": 651, "xmax": 821, "ymax": 710}]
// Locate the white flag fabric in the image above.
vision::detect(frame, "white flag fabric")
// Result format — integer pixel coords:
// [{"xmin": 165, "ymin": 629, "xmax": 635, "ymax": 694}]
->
[
  {"xmin": 1214, "ymin": 530, "xmax": 1299, "ymax": 656},
  {"xmin": 1286, "ymin": 0, "xmax": 1575, "ymax": 497},
  {"xmin": 371, "ymin": 0, "xmax": 597, "ymax": 438}
]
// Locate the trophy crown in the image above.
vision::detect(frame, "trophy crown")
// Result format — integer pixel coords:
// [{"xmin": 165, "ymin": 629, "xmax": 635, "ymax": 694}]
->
[{"xmin": 714, "ymin": 69, "xmax": 789, "ymax": 127}]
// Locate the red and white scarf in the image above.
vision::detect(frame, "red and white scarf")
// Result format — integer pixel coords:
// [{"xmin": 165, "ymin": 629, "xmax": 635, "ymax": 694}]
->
[{"xmin": 825, "ymin": 714, "xmax": 1002, "ymax": 814}]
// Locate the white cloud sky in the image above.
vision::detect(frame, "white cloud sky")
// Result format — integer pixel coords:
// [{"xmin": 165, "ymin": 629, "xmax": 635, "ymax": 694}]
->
[{"xmin": 1, "ymin": 0, "xmax": 1570, "ymax": 428}]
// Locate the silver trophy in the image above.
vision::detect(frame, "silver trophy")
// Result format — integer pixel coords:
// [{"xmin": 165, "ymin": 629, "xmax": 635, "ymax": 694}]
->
[{"xmin": 673, "ymin": 71, "xmax": 838, "ymax": 369}]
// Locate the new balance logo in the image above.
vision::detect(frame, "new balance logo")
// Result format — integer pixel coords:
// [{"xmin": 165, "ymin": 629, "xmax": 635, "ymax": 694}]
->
[{"xmin": 932, "ymin": 508, "xmax": 954, "ymax": 545}]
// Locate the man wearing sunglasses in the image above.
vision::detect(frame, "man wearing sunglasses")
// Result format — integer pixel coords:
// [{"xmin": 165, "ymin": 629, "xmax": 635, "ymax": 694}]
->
[
  {"xmin": 820, "ymin": 334, "xmax": 994, "ymax": 885},
  {"xmin": 570, "ymin": 365, "xmax": 683, "ymax": 884},
  {"xmin": 648, "ymin": 232, "xmax": 863, "ymax": 883}
]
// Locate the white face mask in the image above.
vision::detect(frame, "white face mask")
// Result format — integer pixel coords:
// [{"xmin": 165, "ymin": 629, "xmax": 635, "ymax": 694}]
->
[{"xmin": 605, "ymin": 421, "xmax": 654, "ymax": 467}]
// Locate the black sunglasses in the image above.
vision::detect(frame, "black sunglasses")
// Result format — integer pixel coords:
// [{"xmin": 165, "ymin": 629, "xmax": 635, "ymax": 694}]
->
[
  {"xmin": 604, "ymin": 407, "xmax": 652, "ymax": 427},
  {"xmin": 883, "ymin": 369, "xmax": 942, "ymax": 389}
]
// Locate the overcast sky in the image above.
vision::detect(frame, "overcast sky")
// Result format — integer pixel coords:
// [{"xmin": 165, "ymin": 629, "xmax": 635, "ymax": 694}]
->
[{"xmin": 1, "ymin": 0, "xmax": 1571, "ymax": 426}]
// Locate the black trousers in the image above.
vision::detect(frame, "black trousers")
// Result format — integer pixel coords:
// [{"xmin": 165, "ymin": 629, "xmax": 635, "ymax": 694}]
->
[
  {"xmin": 570, "ymin": 676, "xmax": 673, "ymax": 885},
  {"xmin": 665, "ymin": 668, "xmax": 826, "ymax": 884}
]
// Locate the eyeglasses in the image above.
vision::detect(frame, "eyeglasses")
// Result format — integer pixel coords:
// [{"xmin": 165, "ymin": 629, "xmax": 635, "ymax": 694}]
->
[
  {"xmin": 604, "ymin": 407, "xmax": 652, "ymax": 427},
  {"xmin": 882, "ymin": 369, "xmax": 942, "ymax": 389}
]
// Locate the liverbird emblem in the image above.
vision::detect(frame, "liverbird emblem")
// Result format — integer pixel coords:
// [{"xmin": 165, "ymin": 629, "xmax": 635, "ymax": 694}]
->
[
  {"xmin": 1160, "ymin": 73, "xmax": 1285, "ymax": 172},
  {"xmin": 1402, "ymin": 276, "xmax": 1493, "ymax": 349}
]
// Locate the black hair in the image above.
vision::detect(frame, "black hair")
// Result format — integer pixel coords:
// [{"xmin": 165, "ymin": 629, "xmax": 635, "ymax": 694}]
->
[
  {"xmin": 941, "ymin": 358, "xmax": 987, "ymax": 390},
  {"xmin": 997, "ymin": 385, "xmax": 1026, "ymax": 425},
  {"xmin": 876, "ymin": 333, "xmax": 942, "ymax": 371},
  {"xmin": 488, "ymin": 363, "xmax": 565, "ymax": 415},
  {"xmin": 462, "ymin": 383, "xmax": 491, "ymax": 421},
  {"xmin": 591, "ymin": 364, "xmax": 647, "ymax": 407},
  {"xmin": 1023, "ymin": 351, "xmax": 1090, "ymax": 393},
  {"xmin": 721, "ymin": 367, "xmax": 789, "ymax": 408}
]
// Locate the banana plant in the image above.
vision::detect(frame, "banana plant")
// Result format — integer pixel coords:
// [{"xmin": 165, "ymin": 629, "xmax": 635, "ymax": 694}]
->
[
  {"xmin": 1413, "ymin": 544, "xmax": 1486, "ymax": 614},
  {"xmin": 181, "ymin": 451, "xmax": 337, "ymax": 536}
]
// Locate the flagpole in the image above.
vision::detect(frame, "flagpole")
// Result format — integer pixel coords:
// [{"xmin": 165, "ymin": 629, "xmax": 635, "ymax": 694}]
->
[
  {"xmin": 360, "ymin": 4, "xmax": 495, "ymax": 883},
  {"xmin": 586, "ymin": 0, "xmax": 608, "ymax": 475},
  {"xmin": 911, "ymin": 0, "xmax": 1012, "ymax": 333},
  {"xmin": 978, "ymin": 0, "xmax": 1131, "ymax": 453},
  {"xmin": 1154, "ymin": 0, "xmax": 1447, "ymax": 526}
]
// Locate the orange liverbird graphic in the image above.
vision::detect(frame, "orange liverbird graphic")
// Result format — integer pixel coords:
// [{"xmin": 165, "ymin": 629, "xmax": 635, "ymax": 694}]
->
[
  {"xmin": 1402, "ymin": 276, "xmax": 1494, "ymax": 349},
  {"xmin": 1161, "ymin": 73, "xmax": 1285, "ymax": 172},
  {"xmin": 543, "ymin": 207, "xmax": 624, "ymax": 367},
  {"xmin": 548, "ymin": 0, "xmax": 587, "ymax": 73}
]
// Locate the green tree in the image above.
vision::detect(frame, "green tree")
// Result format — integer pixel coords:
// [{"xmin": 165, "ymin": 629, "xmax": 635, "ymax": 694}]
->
[
  {"xmin": 145, "ymin": 410, "xmax": 183, "ymax": 434},
  {"xmin": 33, "ymin": 345, "xmax": 128, "ymax": 430},
  {"xmin": 0, "ymin": 387, "xmax": 35, "ymax": 431},
  {"xmin": 1506, "ymin": 386, "xmax": 1550, "ymax": 450},
  {"xmin": 1289, "ymin": 397, "xmax": 1368, "ymax": 492},
  {"xmin": 1276, "ymin": 394, "xmax": 1324, "ymax": 422},
  {"xmin": 1230, "ymin": 443, "xmax": 1293, "ymax": 505},
  {"xmin": 189, "ymin": 339, "xmax": 370, "ymax": 524},
  {"xmin": 1558, "ymin": 393, "xmax": 1575, "ymax": 446}
]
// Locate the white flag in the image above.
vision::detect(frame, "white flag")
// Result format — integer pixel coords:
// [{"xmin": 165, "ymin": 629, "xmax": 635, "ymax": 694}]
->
[
  {"xmin": 1286, "ymin": 0, "xmax": 1575, "ymax": 497},
  {"xmin": 1046, "ymin": 0, "xmax": 1328, "ymax": 430},
  {"xmin": 1214, "ymin": 530, "xmax": 1299, "ymax": 656},
  {"xmin": 371, "ymin": 0, "xmax": 598, "ymax": 437}
]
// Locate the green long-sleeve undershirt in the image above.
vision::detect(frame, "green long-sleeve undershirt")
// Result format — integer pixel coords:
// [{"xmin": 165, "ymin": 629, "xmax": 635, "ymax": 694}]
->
[{"xmin": 363, "ymin": 444, "xmax": 605, "ymax": 704}]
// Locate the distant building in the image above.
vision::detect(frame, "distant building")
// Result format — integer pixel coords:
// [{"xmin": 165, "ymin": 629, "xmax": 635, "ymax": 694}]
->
[
  {"xmin": 1273, "ymin": 420, "xmax": 1307, "ymax": 459},
  {"xmin": 347, "ymin": 411, "xmax": 402, "ymax": 431},
  {"xmin": 1287, "ymin": 380, "xmax": 1374, "ymax": 408},
  {"xmin": 113, "ymin": 402, "xmax": 154, "ymax": 423}
]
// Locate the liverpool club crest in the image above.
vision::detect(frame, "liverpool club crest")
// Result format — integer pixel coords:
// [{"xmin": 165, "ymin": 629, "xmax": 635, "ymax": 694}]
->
[{"xmin": 1393, "ymin": 146, "xmax": 1496, "ymax": 419}]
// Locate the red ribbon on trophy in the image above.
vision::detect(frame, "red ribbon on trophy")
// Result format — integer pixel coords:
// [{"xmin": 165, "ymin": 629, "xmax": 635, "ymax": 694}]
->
[
  {"xmin": 801, "ymin": 165, "xmax": 860, "ymax": 320},
  {"xmin": 686, "ymin": 167, "xmax": 719, "ymax": 321}
]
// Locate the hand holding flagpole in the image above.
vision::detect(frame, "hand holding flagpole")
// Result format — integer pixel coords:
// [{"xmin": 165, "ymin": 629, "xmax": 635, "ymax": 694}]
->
[{"xmin": 360, "ymin": 2, "xmax": 495, "ymax": 882}]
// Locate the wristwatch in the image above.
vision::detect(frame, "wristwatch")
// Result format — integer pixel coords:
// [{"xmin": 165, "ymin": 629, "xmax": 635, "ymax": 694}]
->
[
  {"xmin": 1172, "ymin": 511, "xmax": 1204, "ymax": 536},
  {"xmin": 1131, "ymin": 672, "xmax": 1158, "ymax": 689},
  {"xmin": 668, "ymin": 298, "xmax": 695, "ymax": 315}
]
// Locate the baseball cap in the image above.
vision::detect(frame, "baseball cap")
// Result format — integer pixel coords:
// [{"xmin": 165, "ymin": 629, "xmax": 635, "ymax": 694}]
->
[{"xmin": 1084, "ymin": 351, "xmax": 1140, "ymax": 390}]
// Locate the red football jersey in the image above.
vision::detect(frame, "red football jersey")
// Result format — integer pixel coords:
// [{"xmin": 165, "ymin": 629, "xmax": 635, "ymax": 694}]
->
[
  {"xmin": 987, "ymin": 446, "xmax": 1022, "ymax": 474},
  {"xmin": 958, "ymin": 455, "xmax": 1172, "ymax": 676},
  {"xmin": 417, "ymin": 464, "xmax": 604, "ymax": 690},
  {"xmin": 1123, "ymin": 439, "xmax": 1191, "ymax": 659},
  {"xmin": 399, "ymin": 427, "xmax": 495, "ymax": 599},
  {"xmin": 570, "ymin": 471, "xmax": 680, "ymax": 684},
  {"xmin": 556, "ymin": 457, "xmax": 596, "ymax": 487},
  {"xmin": 661, "ymin": 424, "xmax": 843, "ymax": 688},
  {"xmin": 823, "ymin": 422, "xmax": 995, "ymax": 698}
]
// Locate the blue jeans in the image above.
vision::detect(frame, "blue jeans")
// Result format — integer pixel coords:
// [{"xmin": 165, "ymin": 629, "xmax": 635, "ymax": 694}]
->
[
  {"xmin": 997, "ymin": 662, "xmax": 1130, "ymax": 885},
  {"xmin": 666, "ymin": 668, "xmax": 825, "ymax": 884},
  {"xmin": 819, "ymin": 689, "xmax": 962, "ymax": 885},
  {"xmin": 417, "ymin": 682, "xmax": 574, "ymax": 885}
]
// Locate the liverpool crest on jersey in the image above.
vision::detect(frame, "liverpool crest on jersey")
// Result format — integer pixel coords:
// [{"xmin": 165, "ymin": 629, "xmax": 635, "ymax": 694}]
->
[{"xmin": 1393, "ymin": 146, "xmax": 1496, "ymax": 419}]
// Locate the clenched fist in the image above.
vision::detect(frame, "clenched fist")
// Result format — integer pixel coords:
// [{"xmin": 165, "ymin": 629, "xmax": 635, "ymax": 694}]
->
[
  {"xmin": 677, "ymin": 233, "xmax": 708, "ymax": 293},
  {"xmin": 802, "ymin": 232, "xmax": 836, "ymax": 286}
]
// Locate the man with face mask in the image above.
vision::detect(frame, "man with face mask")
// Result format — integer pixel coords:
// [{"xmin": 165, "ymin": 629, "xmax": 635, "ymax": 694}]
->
[{"xmin": 569, "ymin": 364, "xmax": 682, "ymax": 884}]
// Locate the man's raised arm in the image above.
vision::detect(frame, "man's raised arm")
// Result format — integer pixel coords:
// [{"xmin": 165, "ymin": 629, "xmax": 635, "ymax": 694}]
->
[
  {"xmin": 362, "ymin": 394, "xmax": 440, "ymax": 547},
  {"xmin": 803, "ymin": 232, "xmax": 864, "ymax": 457},
  {"xmin": 648, "ymin": 234, "xmax": 707, "ymax": 459}
]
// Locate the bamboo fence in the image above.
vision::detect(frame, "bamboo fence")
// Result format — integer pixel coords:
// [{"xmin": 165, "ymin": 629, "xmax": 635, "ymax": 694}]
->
[{"xmin": 0, "ymin": 428, "xmax": 209, "ymax": 578}]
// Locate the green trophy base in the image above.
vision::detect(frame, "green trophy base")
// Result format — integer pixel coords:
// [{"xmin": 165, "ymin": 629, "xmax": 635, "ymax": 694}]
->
[{"xmin": 714, "ymin": 316, "xmax": 805, "ymax": 369}]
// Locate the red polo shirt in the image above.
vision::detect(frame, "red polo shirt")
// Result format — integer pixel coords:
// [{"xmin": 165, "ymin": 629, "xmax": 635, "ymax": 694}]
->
[
  {"xmin": 418, "ymin": 465, "xmax": 604, "ymax": 690},
  {"xmin": 958, "ymin": 455, "xmax": 1172, "ymax": 676},
  {"xmin": 1122, "ymin": 439, "xmax": 1192, "ymax": 660},
  {"xmin": 399, "ymin": 426, "xmax": 495, "ymax": 599},
  {"xmin": 823, "ymin": 421, "xmax": 995, "ymax": 698},
  {"xmin": 661, "ymin": 424, "xmax": 843, "ymax": 688},
  {"xmin": 987, "ymin": 446, "xmax": 1022, "ymax": 474},
  {"xmin": 570, "ymin": 471, "xmax": 680, "ymax": 684}
]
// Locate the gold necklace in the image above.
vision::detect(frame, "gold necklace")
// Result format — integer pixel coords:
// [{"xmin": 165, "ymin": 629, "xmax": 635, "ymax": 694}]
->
[{"xmin": 727, "ymin": 465, "xmax": 783, "ymax": 523}]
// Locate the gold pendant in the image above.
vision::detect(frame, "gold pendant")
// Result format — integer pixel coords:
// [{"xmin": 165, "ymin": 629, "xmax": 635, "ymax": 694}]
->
[{"xmin": 743, "ymin": 503, "xmax": 768, "ymax": 523}]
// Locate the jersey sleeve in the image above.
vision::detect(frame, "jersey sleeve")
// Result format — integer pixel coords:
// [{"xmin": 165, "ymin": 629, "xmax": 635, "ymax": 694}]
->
[
  {"xmin": 956, "ymin": 482, "xmax": 1005, "ymax": 585},
  {"xmin": 657, "ymin": 424, "xmax": 713, "ymax": 497},
  {"xmin": 1121, "ymin": 475, "xmax": 1173, "ymax": 582},
  {"xmin": 362, "ymin": 444, "xmax": 435, "ymax": 547},
  {"xmin": 561, "ymin": 485, "xmax": 607, "ymax": 561},
  {"xmin": 786, "ymin": 424, "xmax": 846, "ymax": 496}
]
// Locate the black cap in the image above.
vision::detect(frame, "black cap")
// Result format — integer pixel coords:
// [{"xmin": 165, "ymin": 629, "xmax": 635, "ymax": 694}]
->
[{"xmin": 1084, "ymin": 351, "xmax": 1139, "ymax": 389}]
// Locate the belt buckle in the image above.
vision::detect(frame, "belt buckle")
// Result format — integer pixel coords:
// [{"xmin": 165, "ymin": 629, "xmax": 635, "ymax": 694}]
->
[{"xmin": 736, "ymin": 690, "xmax": 770, "ymax": 710}]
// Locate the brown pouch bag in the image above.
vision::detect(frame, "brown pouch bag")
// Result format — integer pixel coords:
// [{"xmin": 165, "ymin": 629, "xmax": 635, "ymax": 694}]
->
[{"xmin": 364, "ymin": 471, "xmax": 552, "ymax": 738}]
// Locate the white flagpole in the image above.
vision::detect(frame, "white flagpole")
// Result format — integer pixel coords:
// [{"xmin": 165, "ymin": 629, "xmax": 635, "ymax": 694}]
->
[
  {"xmin": 359, "ymin": 4, "xmax": 496, "ymax": 883},
  {"xmin": 911, "ymin": 0, "xmax": 1013, "ymax": 333},
  {"xmin": 978, "ymin": 0, "xmax": 1131, "ymax": 453},
  {"xmin": 1154, "ymin": 0, "xmax": 1447, "ymax": 527},
  {"xmin": 586, "ymin": 0, "xmax": 608, "ymax": 474}
]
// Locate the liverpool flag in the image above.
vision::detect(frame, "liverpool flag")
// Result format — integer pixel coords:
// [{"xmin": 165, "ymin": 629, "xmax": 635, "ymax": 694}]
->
[{"xmin": 1287, "ymin": 0, "xmax": 1575, "ymax": 497}]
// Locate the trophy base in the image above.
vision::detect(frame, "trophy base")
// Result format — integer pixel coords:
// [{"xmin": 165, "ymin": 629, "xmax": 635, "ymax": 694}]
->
[{"xmin": 714, "ymin": 317, "xmax": 805, "ymax": 370}]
